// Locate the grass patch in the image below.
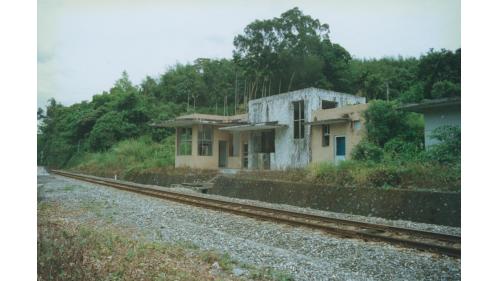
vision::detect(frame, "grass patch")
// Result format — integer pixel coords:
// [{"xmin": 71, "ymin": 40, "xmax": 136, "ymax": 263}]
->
[
  {"xmin": 38, "ymin": 204, "xmax": 236, "ymax": 281},
  {"xmin": 239, "ymin": 160, "xmax": 460, "ymax": 191},
  {"xmin": 201, "ymin": 251, "xmax": 237, "ymax": 271},
  {"xmin": 249, "ymin": 268, "xmax": 294, "ymax": 281},
  {"xmin": 66, "ymin": 136, "xmax": 217, "ymax": 182},
  {"xmin": 38, "ymin": 202, "xmax": 292, "ymax": 281},
  {"xmin": 63, "ymin": 185, "xmax": 75, "ymax": 192},
  {"xmin": 68, "ymin": 136, "xmax": 176, "ymax": 177}
]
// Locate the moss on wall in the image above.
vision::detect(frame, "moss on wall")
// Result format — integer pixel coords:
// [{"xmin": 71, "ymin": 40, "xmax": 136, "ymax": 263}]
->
[{"xmin": 210, "ymin": 176, "xmax": 460, "ymax": 226}]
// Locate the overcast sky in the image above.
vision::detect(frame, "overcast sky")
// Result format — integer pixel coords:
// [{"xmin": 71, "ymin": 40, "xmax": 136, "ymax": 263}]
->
[{"xmin": 38, "ymin": 0, "xmax": 460, "ymax": 109}]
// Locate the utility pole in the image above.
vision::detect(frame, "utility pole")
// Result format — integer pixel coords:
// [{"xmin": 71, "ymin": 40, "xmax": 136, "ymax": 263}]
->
[
  {"xmin": 268, "ymin": 76, "xmax": 271, "ymax": 97},
  {"xmin": 224, "ymin": 96, "xmax": 227, "ymax": 116},
  {"xmin": 234, "ymin": 73, "xmax": 238, "ymax": 115},
  {"xmin": 288, "ymin": 71, "xmax": 296, "ymax": 93},
  {"xmin": 386, "ymin": 82, "xmax": 390, "ymax": 101}
]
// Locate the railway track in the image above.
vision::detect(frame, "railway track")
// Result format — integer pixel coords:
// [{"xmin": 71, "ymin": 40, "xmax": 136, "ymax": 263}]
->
[{"xmin": 51, "ymin": 170, "xmax": 461, "ymax": 258}]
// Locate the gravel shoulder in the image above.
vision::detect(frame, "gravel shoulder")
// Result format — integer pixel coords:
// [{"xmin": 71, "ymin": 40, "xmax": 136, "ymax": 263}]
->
[{"xmin": 38, "ymin": 169, "xmax": 460, "ymax": 281}]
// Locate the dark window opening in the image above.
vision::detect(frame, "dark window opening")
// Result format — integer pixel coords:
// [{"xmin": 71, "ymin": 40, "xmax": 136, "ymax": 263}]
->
[
  {"xmin": 322, "ymin": 125, "xmax": 330, "ymax": 147},
  {"xmin": 260, "ymin": 131, "xmax": 275, "ymax": 153},
  {"xmin": 177, "ymin": 127, "xmax": 192, "ymax": 155},
  {"xmin": 243, "ymin": 143, "xmax": 249, "ymax": 168},
  {"xmin": 228, "ymin": 134, "xmax": 234, "ymax": 157},
  {"xmin": 293, "ymin": 100, "xmax": 305, "ymax": 139},
  {"xmin": 198, "ymin": 125, "xmax": 213, "ymax": 156},
  {"xmin": 322, "ymin": 100, "xmax": 338, "ymax": 109}
]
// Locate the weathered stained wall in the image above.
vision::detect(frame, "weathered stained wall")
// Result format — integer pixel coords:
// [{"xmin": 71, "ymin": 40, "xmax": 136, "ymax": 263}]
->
[
  {"xmin": 422, "ymin": 106, "xmax": 461, "ymax": 147},
  {"xmin": 247, "ymin": 88, "xmax": 366, "ymax": 170},
  {"xmin": 210, "ymin": 176, "xmax": 461, "ymax": 226}
]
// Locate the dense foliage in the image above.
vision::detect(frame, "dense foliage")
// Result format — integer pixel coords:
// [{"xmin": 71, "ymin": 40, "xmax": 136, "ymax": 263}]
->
[
  {"xmin": 349, "ymin": 99, "xmax": 460, "ymax": 189},
  {"xmin": 38, "ymin": 7, "xmax": 460, "ymax": 171}
]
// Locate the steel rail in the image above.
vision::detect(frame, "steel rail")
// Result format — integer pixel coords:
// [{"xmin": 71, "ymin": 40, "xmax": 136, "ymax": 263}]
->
[{"xmin": 51, "ymin": 170, "xmax": 460, "ymax": 257}]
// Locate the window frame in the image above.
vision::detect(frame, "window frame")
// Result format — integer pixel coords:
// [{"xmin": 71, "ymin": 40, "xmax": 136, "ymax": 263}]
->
[
  {"xmin": 197, "ymin": 125, "xmax": 213, "ymax": 156},
  {"xmin": 322, "ymin": 125, "xmax": 330, "ymax": 147},
  {"xmin": 177, "ymin": 127, "xmax": 192, "ymax": 156},
  {"xmin": 353, "ymin": 120, "xmax": 361, "ymax": 130},
  {"xmin": 293, "ymin": 100, "xmax": 305, "ymax": 139}
]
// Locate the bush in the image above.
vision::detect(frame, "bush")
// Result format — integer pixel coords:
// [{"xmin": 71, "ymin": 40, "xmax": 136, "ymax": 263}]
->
[
  {"xmin": 306, "ymin": 162, "xmax": 355, "ymax": 186},
  {"xmin": 365, "ymin": 164, "xmax": 403, "ymax": 188},
  {"xmin": 426, "ymin": 125, "xmax": 461, "ymax": 164},
  {"xmin": 70, "ymin": 136, "xmax": 175, "ymax": 175},
  {"xmin": 304, "ymin": 160, "xmax": 459, "ymax": 191},
  {"xmin": 363, "ymin": 100, "xmax": 424, "ymax": 148},
  {"xmin": 351, "ymin": 140, "xmax": 384, "ymax": 162},
  {"xmin": 383, "ymin": 138, "xmax": 424, "ymax": 162}
]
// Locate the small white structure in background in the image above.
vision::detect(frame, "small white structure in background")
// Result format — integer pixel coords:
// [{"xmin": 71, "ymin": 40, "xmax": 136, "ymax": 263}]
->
[{"xmin": 402, "ymin": 97, "xmax": 461, "ymax": 148}]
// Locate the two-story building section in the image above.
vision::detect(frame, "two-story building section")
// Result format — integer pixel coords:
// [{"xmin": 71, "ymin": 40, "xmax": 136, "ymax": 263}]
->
[{"xmin": 157, "ymin": 87, "xmax": 367, "ymax": 170}]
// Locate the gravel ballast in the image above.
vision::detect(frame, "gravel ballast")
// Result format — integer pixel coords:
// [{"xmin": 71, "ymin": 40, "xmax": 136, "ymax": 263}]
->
[{"xmin": 38, "ymin": 168, "xmax": 460, "ymax": 281}]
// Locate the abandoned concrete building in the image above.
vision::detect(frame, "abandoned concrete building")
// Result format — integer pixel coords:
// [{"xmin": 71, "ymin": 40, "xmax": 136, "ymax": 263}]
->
[{"xmin": 158, "ymin": 88, "xmax": 367, "ymax": 170}]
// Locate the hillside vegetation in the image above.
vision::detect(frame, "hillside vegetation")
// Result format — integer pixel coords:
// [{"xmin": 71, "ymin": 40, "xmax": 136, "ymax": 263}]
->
[{"xmin": 37, "ymin": 8, "xmax": 460, "ymax": 189}]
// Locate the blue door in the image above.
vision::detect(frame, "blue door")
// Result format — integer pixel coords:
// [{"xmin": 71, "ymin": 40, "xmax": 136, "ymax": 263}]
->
[{"xmin": 335, "ymin": 136, "xmax": 346, "ymax": 164}]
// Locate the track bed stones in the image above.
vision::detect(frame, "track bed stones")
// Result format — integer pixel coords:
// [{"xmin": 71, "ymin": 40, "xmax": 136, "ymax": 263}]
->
[{"xmin": 40, "ymin": 170, "xmax": 461, "ymax": 281}]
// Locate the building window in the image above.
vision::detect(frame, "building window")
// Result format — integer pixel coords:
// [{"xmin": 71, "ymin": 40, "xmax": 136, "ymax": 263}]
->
[
  {"xmin": 322, "ymin": 125, "xmax": 330, "ymax": 146},
  {"xmin": 198, "ymin": 125, "xmax": 213, "ymax": 156},
  {"xmin": 353, "ymin": 120, "xmax": 361, "ymax": 130},
  {"xmin": 243, "ymin": 143, "xmax": 249, "ymax": 168},
  {"xmin": 228, "ymin": 134, "xmax": 234, "ymax": 157},
  {"xmin": 322, "ymin": 100, "xmax": 338, "ymax": 109},
  {"xmin": 177, "ymin": 128, "xmax": 192, "ymax": 155},
  {"xmin": 293, "ymin": 100, "xmax": 305, "ymax": 139},
  {"xmin": 261, "ymin": 131, "xmax": 275, "ymax": 153}
]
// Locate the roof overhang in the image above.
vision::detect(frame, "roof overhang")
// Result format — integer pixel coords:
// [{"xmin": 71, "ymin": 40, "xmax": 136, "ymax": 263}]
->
[
  {"xmin": 306, "ymin": 118, "xmax": 351, "ymax": 125},
  {"xmin": 401, "ymin": 97, "xmax": 461, "ymax": 113},
  {"xmin": 220, "ymin": 122, "xmax": 287, "ymax": 132},
  {"xmin": 151, "ymin": 119, "xmax": 246, "ymax": 128}
]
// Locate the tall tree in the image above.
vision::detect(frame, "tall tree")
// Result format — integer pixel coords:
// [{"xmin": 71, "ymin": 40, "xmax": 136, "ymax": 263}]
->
[{"xmin": 233, "ymin": 7, "xmax": 352, "ymax": 94}]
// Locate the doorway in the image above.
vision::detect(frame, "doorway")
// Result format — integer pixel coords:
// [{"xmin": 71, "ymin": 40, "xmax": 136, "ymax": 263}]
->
[
  {"xmin": 335, "ymin": 136, "xmax": 346, "ymax": 164},
  {"xmin": 219, "ymin": 141, "xmax": 227, "ymax": 168}
]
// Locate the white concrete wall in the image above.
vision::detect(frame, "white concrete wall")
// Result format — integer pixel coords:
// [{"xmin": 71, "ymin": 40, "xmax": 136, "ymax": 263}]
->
[
  {"xmin": 423, "ymin": 106, "xmax": 461, "ymax": 148},
  {"xmin": 247, "ymin": 88, "xmax": 366, "ymax": 170}
]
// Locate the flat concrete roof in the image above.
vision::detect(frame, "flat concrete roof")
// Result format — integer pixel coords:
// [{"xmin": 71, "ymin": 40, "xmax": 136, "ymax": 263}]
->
[
  {"xmin": 401, "ymin": 97, "xmax": 461, "ymax": 113},
  {"xmin": 220, "ymin": 122, "xmax": 287, "ymax": 132},
  {"xmin": 152, "ymin": 113, "xmax": 248, "ymax": 128},
  {"xmin": 306, "ymin": 118, "xmax": 351, "ymax": 125}
]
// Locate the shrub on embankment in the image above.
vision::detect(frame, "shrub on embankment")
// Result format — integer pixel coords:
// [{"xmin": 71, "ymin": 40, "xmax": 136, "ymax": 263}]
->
[
  {"xmin": 239, "ymin": 160, "xmax": 460, "ymax": 192},
  {"xmin": 67, "ymin": 136, "xmax": 176, "ymax": 177},
  {"xmin": 306, "ymin": 160, "xmax": 460, "ymax": 191}
]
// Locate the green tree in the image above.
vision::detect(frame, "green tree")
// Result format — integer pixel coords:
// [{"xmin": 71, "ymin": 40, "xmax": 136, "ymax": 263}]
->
[
  {"xmin": 430, "ymin": 80, "xmax": 461, "ymax": 99},
  {"xmin": 363, "ymin": 100, "xmax": 423, "ymax": 147},
  {"xmin": 233, "ymin": 7, "xmax": 351, "ymax": 94},
  {"xmin": 417, "ymin": 48, "xmax": 461, "ymax": 99}
]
